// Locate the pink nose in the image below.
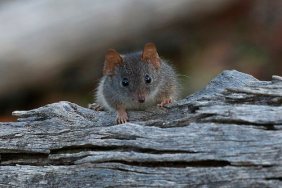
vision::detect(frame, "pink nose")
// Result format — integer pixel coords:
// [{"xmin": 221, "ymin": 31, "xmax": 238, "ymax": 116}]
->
[{"xmin": 138, "ymin": 96, "xmax": 145, "ymax": 103}]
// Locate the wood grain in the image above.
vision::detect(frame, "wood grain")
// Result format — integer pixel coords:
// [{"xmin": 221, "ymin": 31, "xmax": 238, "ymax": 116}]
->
[{"xmin": 1, "ymin": 70, "xmax": 281, "ymax": 187}]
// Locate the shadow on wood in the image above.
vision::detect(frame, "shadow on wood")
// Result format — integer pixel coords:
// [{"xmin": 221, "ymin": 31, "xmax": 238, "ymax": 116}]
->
[{"xmin": 1, "ymin": 70, "xmax": 282, "ymax": 187}]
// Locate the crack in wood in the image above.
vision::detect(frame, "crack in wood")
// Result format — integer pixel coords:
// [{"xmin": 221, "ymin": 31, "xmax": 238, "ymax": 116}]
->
[
  {"xmin": 1, "ymin": 153, "xmax": 49, "ymax": 165},
  {"xmin": 201, "ymin": 118, "xmax": 279, "ymax": 130},
  {"xmin": 154, "ymin": 114, "xmax": 215, "ymax": 128},
  {"xmin": 265, "ymin": 177, "xmax": 282, "ymax": 181},
  {"xmin": 99, "ymin": 160, "xmax": 232, "ymax": 168},
  {"xmin": 224, "ymin": 94, "xmax": 282, "ymax": 106},
  {"xmin": 49, "ymin": 145, "xmax": 198, "ymax": 155}
]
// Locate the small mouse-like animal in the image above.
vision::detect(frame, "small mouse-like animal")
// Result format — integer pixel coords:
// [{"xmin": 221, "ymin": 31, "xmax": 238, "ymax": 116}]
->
[{"xmin": 95, "ymin": 42, "xmax": 179, "ymax": 124}]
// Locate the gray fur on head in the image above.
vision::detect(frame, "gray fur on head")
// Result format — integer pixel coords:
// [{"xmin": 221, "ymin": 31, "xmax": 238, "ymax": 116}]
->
[{"xmin": 96, "ymin": 50, "xmax": 178, "ymax": 111}]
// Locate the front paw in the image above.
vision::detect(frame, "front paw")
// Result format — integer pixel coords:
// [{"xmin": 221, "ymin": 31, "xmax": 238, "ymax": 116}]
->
[
  {"xmin": 116, "ymin": 113, "xmax": 128, "ymax": 124},
  {"xmin": 157, "ymin": 98, "xmax": 172, "ymax": 107}
]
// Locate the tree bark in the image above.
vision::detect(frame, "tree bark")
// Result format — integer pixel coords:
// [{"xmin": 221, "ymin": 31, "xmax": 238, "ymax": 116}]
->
[{"xmin": 1, "ymin": 70, "xmax": 282, "ymax": 187}]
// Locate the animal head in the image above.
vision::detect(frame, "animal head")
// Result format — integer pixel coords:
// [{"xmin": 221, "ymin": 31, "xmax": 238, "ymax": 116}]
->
[{"xmin": 103, "ymin": 43, "xmax": 161, "ymax": 103}]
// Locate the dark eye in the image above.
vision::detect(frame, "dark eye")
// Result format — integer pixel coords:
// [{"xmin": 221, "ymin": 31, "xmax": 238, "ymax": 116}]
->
[
  {"xmin": 144, "ymin": 74, "xmax": 152, "ymax": 84},
  {"xmin": 121, "ymin": 78, "xmax": 129, "ymax": 87}
]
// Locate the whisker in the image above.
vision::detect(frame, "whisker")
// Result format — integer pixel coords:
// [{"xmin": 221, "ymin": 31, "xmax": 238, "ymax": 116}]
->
[{"xmin": 177, "ymin": 74, "xmax": 190, "ymax": 78}]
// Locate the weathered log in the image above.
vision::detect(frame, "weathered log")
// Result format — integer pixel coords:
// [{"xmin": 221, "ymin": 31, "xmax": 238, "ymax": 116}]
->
[{"xmin": 0, "ymin": 70, "xmax": 281, "ymax": 187}]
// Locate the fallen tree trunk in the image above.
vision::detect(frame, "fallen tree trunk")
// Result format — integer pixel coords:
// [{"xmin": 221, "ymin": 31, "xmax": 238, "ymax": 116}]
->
[{"xmin": 0, "ymin": 70, "xmax": 282, "ymax": 187}]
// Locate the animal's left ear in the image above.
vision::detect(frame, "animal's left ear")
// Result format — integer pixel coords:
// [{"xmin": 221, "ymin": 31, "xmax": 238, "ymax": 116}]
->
[{"xmin": 141, "ymin": 42, "xmax": 160, "ymax": 69}]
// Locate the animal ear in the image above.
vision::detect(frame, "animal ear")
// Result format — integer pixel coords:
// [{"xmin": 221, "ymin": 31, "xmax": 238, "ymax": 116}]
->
[
  {"xmin": 103, "ymin": 49, "xmax": 123, "ymax": 75},
  {"xmin": 141, "ymin": 42, "xmax": 160, "ymax": 69}
]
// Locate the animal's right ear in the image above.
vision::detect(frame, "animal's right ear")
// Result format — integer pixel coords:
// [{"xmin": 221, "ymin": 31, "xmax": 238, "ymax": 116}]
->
[
  {"xmin": 103, "ymin": 49, "xmax": 123, "ymax": 76},
  {"xmin": 141, "ymin": 42, "xmax": 160, "ymax": 69}
]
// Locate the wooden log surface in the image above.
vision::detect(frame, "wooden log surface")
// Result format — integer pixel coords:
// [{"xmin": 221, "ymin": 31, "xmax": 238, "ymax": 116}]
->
[{"xmin": 0, "ymin": 70, "xmax": 282, "ymax": 187}]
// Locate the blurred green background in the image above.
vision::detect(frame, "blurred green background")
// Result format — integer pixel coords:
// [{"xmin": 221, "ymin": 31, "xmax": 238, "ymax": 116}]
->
[{"xmin": 0, "ymin": 0, "xmax": 281, "ymax": 121}]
